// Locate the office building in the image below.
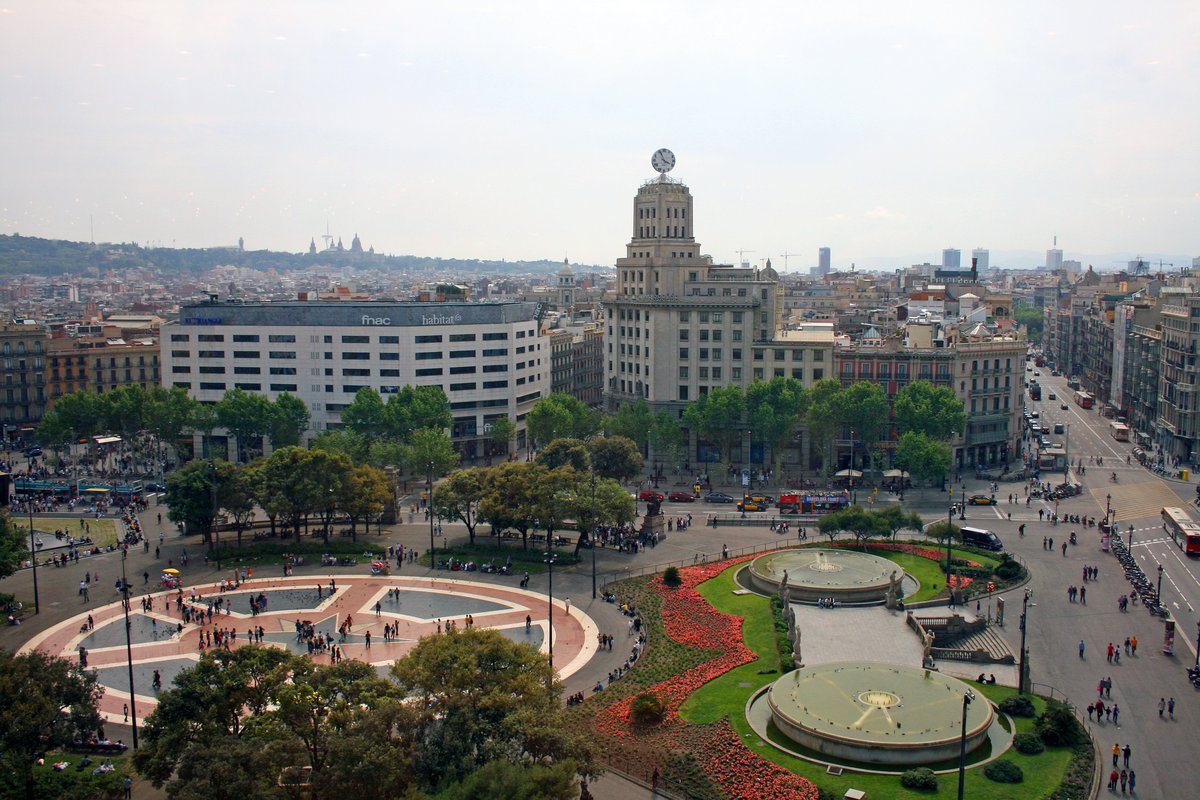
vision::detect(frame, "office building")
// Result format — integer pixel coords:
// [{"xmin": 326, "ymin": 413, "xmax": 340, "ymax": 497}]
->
[
  {"xmin": 818, "ymin": 247, "xmax": 831, "ymax": 275},
  {"xmin": 942, "ymin": 249, "xmax": 961, "ymax": 269},
  {"xmin": 161, "ymin": 301, "xmax": 548, "ymax": 460},
  {"xmin": 972, "ymin": 248, "xmax": 989, "ymax": 272}
]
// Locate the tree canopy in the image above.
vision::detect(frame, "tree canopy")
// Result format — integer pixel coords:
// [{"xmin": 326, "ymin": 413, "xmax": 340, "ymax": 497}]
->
[
  {"xmin": 893, "ymin": 381, "xmax": 967, "ymax": 441},
  {"xmin": 682, "ymin": 385, "xmax": 745, "ymax": 465},
  {"xmin": 0, "ymin": 512, "xmax": 29, "ymax": 580},
  {"xmin": 527, "ymin": 394, "xmax": 599, "ymax": 448},
  {"xmin": 893, "ymin": 431, "xmax": 953, "ymax": 487}
]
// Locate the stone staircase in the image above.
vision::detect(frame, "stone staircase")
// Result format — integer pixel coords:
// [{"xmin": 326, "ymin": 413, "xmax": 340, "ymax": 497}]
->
[{"xmin": 913, "ymin": 614, "xmax": 1016, "ymax": 664}]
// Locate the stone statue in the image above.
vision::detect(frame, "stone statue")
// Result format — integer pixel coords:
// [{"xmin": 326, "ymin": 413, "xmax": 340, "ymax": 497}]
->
[
  {"xmin": 922, "ymin": 629, "xmax": 935, "ymax": 666},
  {"xmin": 792, "ymin": 625, "xmax": 803, "ymax": 667},
  {"xmin": 885, "ymin": 570, "xmax": 900, "ymax": 609},
  {"xmin": 646, "ymin": 497, "xmax": 662, "ymax": 517},
  {"xmin": 779, "ymin": 571, "xmax": 790, "ymax": 602}
]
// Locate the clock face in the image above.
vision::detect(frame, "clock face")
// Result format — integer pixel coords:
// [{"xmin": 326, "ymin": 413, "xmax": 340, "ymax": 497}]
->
[{"xmin": 651, "ymin": 148, "xmax": 676, "ymax": 173}]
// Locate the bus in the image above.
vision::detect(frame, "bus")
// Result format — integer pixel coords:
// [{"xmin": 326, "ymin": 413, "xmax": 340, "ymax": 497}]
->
[
  {"xmin": 1028, "ymin": 381, "xmax": 1042, "ymax": 401},
  {"xmin": 1162, "ymin": 507, "xmax": 1200, "ymax": 555},
  {"xmin": 1073, "ymin": 390, "xmax": 1094, "ymax": 409},
  {"xmin": 778, "ymin": 491, "xmax": 850, "ymax": 515},
  {"xmin": 1110, "ymin": 422, "xmax": 1131, "ymax": 442}
]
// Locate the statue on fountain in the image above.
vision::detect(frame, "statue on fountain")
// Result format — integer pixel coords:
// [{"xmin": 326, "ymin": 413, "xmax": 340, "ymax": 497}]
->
[
  {"xmin": 779, "ymin": 570, "xmax": 790, "ymax": 602},
  {"xmin": 922, "ymin": 629, "xmax": 936, "ymax": 667},
  {"xmin": 885, "ymin": 570, "xmax": 901, "ymax": 609}
]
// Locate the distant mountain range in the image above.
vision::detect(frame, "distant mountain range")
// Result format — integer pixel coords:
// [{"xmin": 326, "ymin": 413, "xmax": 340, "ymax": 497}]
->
[{"xmin": 0, "ymin": 234, "xmax": 605, "ymax": 277}]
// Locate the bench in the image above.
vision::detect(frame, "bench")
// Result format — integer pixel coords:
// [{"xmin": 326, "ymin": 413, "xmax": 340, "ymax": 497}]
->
[{"xmin": 844, "ymin": 790, "xmax": 866, "ymax": 800}]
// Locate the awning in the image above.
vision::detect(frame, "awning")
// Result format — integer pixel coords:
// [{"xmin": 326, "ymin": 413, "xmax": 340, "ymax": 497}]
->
[
  {"xmin": 83, "ymin": 487, "xmax": 110, "ymax": 493},
  {"xmin": 882, "ymin": 469, "xmax": 910, "ymax": 478},
  {"xmin": 94, "ymin": 436, "xmax": 122, "ymax": 445},
  {"xmin": 834, "ymin": 469, "xmax": 864, "ymax": 478}
]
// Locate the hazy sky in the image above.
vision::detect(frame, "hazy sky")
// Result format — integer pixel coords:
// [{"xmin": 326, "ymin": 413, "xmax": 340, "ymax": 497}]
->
[{"xmin": 2, "ymin": 1, "xmax": 1198, "ymax": 270}]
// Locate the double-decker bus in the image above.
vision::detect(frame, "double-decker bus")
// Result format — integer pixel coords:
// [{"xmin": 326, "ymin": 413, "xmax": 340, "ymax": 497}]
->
[
  {"xmin": 1028, "ymin": 381, "xmax": 1042, "ymax": 401},
  {"xmin": 1162, "ymin": 507, "xmax": 1200, "ymax": 555},
  {"xmin": 1109, "ymin": 422, "xmax": 1131, "ymax": 442},
  {"xmin": 778, "ymin": 491, "xmax": 851, "ymax": 515},
  {"xmin": 1073, "ymin": 390, "xmax": 1094, "ymax": 409}
]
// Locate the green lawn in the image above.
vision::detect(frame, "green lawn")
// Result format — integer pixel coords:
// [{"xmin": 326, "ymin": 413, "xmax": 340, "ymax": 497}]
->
[
  {"xmin": 678, "ymin": 563, "xmax": 1083, "ymax": 799},
  {"xmin": 23, "ymin": 518, "xmax": 121, "ymax": 548}
]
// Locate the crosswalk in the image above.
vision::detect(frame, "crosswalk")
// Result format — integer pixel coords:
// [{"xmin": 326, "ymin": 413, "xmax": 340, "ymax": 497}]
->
[{"xmin": 1089, "ymin": 480, "xmax": 1182, "ymax": 523}]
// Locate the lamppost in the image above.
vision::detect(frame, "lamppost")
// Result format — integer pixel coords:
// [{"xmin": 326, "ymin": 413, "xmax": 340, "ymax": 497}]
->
[
  {"xmin": 1018, "ymin": 588, "xmax": 1034, "ymax": 694},
  {"xmin": 1157, "ymin": 563, "xmax": 1164, "ymax": 601},
  {"xmin": 544, "ymin": 550, "xmax": 556, "ymax": 685},
  {"xmin": 26, "ymin": 500, "xmax": 39, "ymax": 614},
  {"xmin": 208, "ymin": 461, "xmax": 220, "ymax": 572},
  {"xmin": 590, "ymin": 470, "xmax": 598, "ymax": 600},
  {"xmin": 957, "ymin": 689, "xmax": 975, "ymax": 800},
  {"xmin": 120, "ymin": 548, "xmax": 138, "ymax": 749},
  {"xmin": 427, "ymin": 461, "xmax": 436, "ymax": 569},
  {"xmin": 1129, "ymin": 524, "xmax": 1135, "ymax": 549},
  {"xmin": 1106, "ymin": 493, "xmax": 1111, "ymax": 527},
  {"xmin": 945, "ymin": 497, "xmax": 954, "ymax": 583}
]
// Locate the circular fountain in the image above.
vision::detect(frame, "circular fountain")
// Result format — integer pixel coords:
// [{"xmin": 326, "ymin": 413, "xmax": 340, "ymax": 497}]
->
[
  {"xmin": 747, "ymin": 548, "xmax": 900, "ymax": 604},
  {"xmin": 765, "ymin": 662, "xmax": 994, "ymax": 766}
]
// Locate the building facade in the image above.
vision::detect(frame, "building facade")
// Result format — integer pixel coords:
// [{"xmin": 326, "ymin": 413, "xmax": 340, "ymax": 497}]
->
[
  {"xmin": 161, "ymin": 301, "xmax": 548, "ymax": 460},
  {"xmin": 0, "ymin": 323, "xmax": 47, "ymax": 439}
]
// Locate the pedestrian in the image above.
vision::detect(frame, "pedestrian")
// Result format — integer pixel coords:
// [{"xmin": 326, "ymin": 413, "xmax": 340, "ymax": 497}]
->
[
  {"xmin": 1061, "ymin": 541, "xmax": 1067, "ymax": 556},
  {"xmin": 1112, "ymin": 743, "xmax": 1120, "ymax": 768},
  {"xmin": 565, "ymin": 597, "xmax": 571, "ymax": 616},
  {"xmin": 1106, "ymin": 677, "xmax": 1112, "ymax": 698},
  {"xmin": 1120, "ymin": 769, "xmax": 1127, "ymax": 793},
  {"xmin": 1112, "ymin": 704, "xmax": 1119, "ymax": 726},
  {"xmin": 123, "ymin": 703, "xmax": 129, "ymax": 723},
  {"xmin": 1087, "ymin": 702, "xmax": 1095, "ymax": 720},
  {"xmin": 124, "ymin": 776, "xmax": 132, "ymax": 799},
  {"xmin": 1107, "ymin": 642, "xmax": 1114, "ymax": 663},
  {"xmin": 1043, "ymin": 535, "xmax": 1048, "ymax": 549},
  {"xmin": 1159, "ymin": 697, "xmax": 1166, "ymax": 717},
  {"xmin": 1079, "ymin": 639, "xmax": 1086, "ymax": 659},
  {"xmin": 1168, "ymin": 696, "xmax": 1175, "ymax": 718},
  {"xmin": 1108, "ymin": 769, "xmax": 1118, "ymax": 791},
  {"xmin": 1122, "ymin": 743, "xmax": 1130, "ymax": 767},
  {"xmin": 375, "ymin": 601, "xmax": 382, "ymax": 616},
  {"xmin": 1080, "ymin": 585, "xmax": 1086, "ymax": 604},
  {"xmin": 1128, "ymin": 769, "xmax": 1135, "ymax": 792},
  {"xmin": 1131, "ymin": 635, "xmax": 1137, "ymax": 655}
]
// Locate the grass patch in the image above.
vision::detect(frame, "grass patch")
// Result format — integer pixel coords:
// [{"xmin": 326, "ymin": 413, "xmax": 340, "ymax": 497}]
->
[
  {"xmin": 877, "ymin": 552, "xmax": 948, "ymax": 603},
  {"xmin": 677, "ymin": 562, "xmax": 1083, "ymax": 799},
  {"xmin": 419, "ymin": 542, "xmax": 581, "ymax": 573},
  {"xmin": 22, "ymin": 518, "xmax": 121, "ymax": 548}
]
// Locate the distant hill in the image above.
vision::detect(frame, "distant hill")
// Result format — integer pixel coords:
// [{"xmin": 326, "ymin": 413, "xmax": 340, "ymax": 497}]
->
[{"xmin": 0, "ymin": 234, "xmax": 599, "ymax": 277}]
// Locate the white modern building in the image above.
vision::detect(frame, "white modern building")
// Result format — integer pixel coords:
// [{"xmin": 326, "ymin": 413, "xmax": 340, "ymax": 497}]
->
[
  {"xmin": 162, "ymin": 300, "xmax": 548, "ymax": 460},
  {"xmin": 971, "ymin": 248, "xmax": 989, "ymax": 272},
  {"xmin": 942, "ymin": 248, "xmax": 961, "ymax": 269}
]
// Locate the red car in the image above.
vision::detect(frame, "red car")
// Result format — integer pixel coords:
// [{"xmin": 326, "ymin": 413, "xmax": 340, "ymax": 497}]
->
[
  {"xmin": 667, "ymin": 490, "xmax": 695, "ymax": 502},
  {"xmin": 638, "ymin": 490, "xmax": 665, "ymax": 502}
]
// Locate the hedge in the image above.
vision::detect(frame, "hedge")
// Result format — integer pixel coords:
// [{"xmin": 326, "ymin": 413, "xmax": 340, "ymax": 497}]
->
[{"xmin": 983, "ymin": 759, "xmax": 1024, "ymax": 783}]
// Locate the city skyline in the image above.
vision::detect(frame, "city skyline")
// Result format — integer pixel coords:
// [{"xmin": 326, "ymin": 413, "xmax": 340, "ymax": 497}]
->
[{"xmin": 2, "ymin": 2, "xmax": 1197, "ymax": 270}]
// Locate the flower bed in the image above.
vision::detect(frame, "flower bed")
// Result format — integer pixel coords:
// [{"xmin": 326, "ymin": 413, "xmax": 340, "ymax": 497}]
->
[{"xmin": 585, "ymin": 555, "xmax": 819, "ymax": 800}]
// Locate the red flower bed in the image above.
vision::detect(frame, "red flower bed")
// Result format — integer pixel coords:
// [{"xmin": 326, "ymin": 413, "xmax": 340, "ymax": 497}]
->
[{"xmin": 591, "ymin": 554, "xmax": 819, "ymax": 800}]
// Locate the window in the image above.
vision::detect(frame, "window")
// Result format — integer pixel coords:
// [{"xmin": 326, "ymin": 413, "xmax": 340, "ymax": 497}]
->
[
  {"xmin": 792, "ymin": 368, "xmax": 804, "ymax": 380},
  {"xmin": 732, "ymin": 348, "xmax": 742, "ymax": 360},
  {"xmin": 450, "ymin": 350, "xmax": 476, "ymax": 359},
  {"xmin": 753, "ymin": 368, "xmax": 764, "ymax": 380},
  {"xmin": 415, "ymin": 335, "xmax": 443, "ymax": 344},
  {"xmin": 679, "ymin": 366, "xmax": 689, "ymax": 379},
  {"xmin": 234, "ymin": 366, "xmax": 261, "ymax": 375},
  {"xmin": 679, "ymin": 347, "xmax": 689, "ymax": 360},
  {"xmin": 482, "ymin": 332, "xmax": 508, "ymax": 341},
  {"xmin": 733, "ymin": 312, "xmax": 744, "ymax": 323},
  {"xmin": 172, "ymin": 381, "xmax": 191, "ymax": 389},
  {"xmin": 199, "ymin": 382, "xmax": 226, "ymax": 390},
  {"xmin": 732, "ymin": 330, "xmax": 742, "ymax": 342},
  {"xmin": 235, "ymin": 383, "xmax": 261, "ymax": 391},
  {"xmin": 753, "ymin": 350, "xmax": 764, "ymax": 361},
  {"xmin": 415, "ymin": 367, "xmax": 443, "ymax": 376},
  {"xmin": 483, "ymin": 379, "xmax": 508, "ymax": 389},
  {"xmin": 712, "ymin": 330, "xmax": 722, "ymax": 341},
  {"xmin": 268, "ymin": 334, "xmax": 296, "ymax": 343},
  {"xmin": 679, "ymin": 311, "xmax": 690, "ymax": 322},
  {"xmin": 198, "ymin": 334, "xmax": 224, "ymax": 342},
  {"xmin": 483, "ymin": 364, "xmax": 508, "ymax": 373},
  {"xmin": 379, "ymin": 352, "xmax": 399, "ymax": 360},
  {"xmin": 268, "ymin": 351, "xmax": 296, "ymax": 359},
  {"xmin": 813, "ymin": 350, "xmax": 825, "ymax": 362},
  {"xmin": 732, "ymin": 367, "xmax": 742, "ymax": 381},
  {"xmin": 679, "ymin": 386, "xmax": 689, "ymax": 401},
  {"xmin": 170, "ymin": 334, "xmax": 190, "ymax": 342},
  {"xmin": 171, "ymin": 349, "xmax": 189, "ymax": 358},
  {"xmin": 270, "ymin": 384, "xmax": 298, "ymax": 392},
  {"xmin": 679, "ymin": 330, "xmax": 689, "ymax": 341},
  {"xmin": 699, "ymin": 330, "xmax": 709, "ymax": 341},
  {"xmin": 712, "ymin": 348, "xmax": 722, "ymax": 360},
  {"xmin": 450, "ymin": 382, "xmax": 477, "ymax": 391},
  {"xmin": 233, "ymin": 350, "xmax": 259, "ymax": 359},
  {"xmin": 342, "ymin": 368, "xmax": 371, "ymax": 376},
  {"xmin": 449, "ymin": 333, "xmax": 476, "ymax": 342},
  {"xmin": 171, "ymin": 366, "xmax": 191, "ymax": 374},
  {"xmin": 343, "ymin": 352, "xmax": 370, "ymax": 360},
  {"xmin": 233, "ymin": 334, "xmax": 260, "ymax": 343},
  {"xmin": 450, "ymin": 366, "xmax": 476, "ymax": 375},
  {"xmin": 380, "ymin": 368, "xmax": 400, "ymax": 377},
  {"xmin": 198, "ymin": 366, "xmax": 225, "ymax": 374},
  {"xmin": 482, "ymin": 348, "xmax": 507, "ymax": 357},
  {"xmin": 379, "ymin": 335, "xmax": 399, "ymax": 344},
  {"xmin": 197, "ymin": 350, "xmax": 224, "ymax": 359},
  {"xmin": 341, "ymin": 335, "xmax": 369, "ymax": 344},
  {"xmin": 813, "ymin": 368, "xmax": 824, "ymax": 380}
]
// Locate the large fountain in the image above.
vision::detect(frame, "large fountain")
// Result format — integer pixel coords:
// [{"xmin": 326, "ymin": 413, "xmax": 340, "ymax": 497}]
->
[
  {"xmin": 746, "ymin": 548, "xmax": 901, "ymax": 604},
  {"xmin": 764, "ymin": 662, "xmax": 994, "ymax": 766}
]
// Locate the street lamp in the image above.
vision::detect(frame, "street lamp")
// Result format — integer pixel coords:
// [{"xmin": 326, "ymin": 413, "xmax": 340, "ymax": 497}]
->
[
  {"xmin": 957, "ymin": 689, "xmax": 976, "ymax": 800},
  {"xmin": 1157, "ymin": 563, "xmax": 1164, "ymax": 601},
  {"xmin": 1018, "ymin": 589, "xmax": 1034, "ymax": 694},
  {"xmin": 120, "ymin": 549, "xmax": 138, "ymax": 750},
  {"xmin": 1106, "ymin": 494, "xmax": 1111, "ymax": 526},
  {"xmin": 945, "ymin": 499, "xmax": 954, "ymax": 584},
  {"xmin": 544, "ymin": 550, "xmax": 556, "ymax": 685},
  {"xmin": 427, "ymin": 461, "xmax": 436, "ymax": 570},
  {"xmin": 208, "ymin": 461, "xmax": 220, "ymax": 572},
  {"xmin": 590, "ymin": 470, "xmax": 598, "ymax": 600},
  {"xmin": 26, "ymin": 500, "xmax": 39, "ymax": 614}
]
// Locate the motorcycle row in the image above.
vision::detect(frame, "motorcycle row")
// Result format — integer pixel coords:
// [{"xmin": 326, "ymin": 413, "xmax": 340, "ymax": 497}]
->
[
  {"xmin": 1111, "ymin": 536, "xmax": 1169, "ymax": 620},
  {"xmin": 1031, "ymin": 482, "xmax": 1083, "ymax": 501}
]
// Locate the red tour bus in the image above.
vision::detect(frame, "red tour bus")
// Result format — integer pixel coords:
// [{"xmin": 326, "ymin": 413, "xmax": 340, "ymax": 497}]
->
[
  {"xmin": 779, "ymin": 491, "xmax": 851, "ymax": 515},
  {"xmin": 1162, "ymin": 507, "xmax": 1200, "ymax": 555},
  {"xmin": 1073, "ymin": 390, "xmax": 1094, "ymax": 409}
]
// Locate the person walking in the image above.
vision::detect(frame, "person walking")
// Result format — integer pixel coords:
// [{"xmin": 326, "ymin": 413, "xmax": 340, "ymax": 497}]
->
[
  {"xmin": 1122, "ymin": 744, "xmax": 1131, "ymax": 768},
  {"xmin": 1128, "ymin": 769, "xmax": 1135, "ymax": 792},
  {"xmin": 1168, "ymin": 697, "xmax": 1175, "ymax": 718},
  {"xmin": 1079, "ymin": 639, "xmax": 1086, "ymax": 658},
  {"xmin": 1159, "ymin": 697, "xmax": 1166, "ymax": 717},
  {"xmin": 1112, "ymin": 704, "xmax": 1120, "ymax": 726},
  {"xmin": 1112, "ymin": 743, "xmax": 1120, "ymax": 768},
  {"xmin": 1120, "ymin": 769, "xmax": 1128, "ymax": 793}
]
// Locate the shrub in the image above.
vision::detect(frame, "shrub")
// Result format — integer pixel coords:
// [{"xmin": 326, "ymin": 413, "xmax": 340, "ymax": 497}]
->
[
  {"xmin": 1013, "ymin": 732, "xmax": 1045, "ymax": 755},
  {"xmin": 900, "ymin": 767, "xmax": 939, "ymax": 791},
  {"xmin": 983, "ymin": 759, "xmax": 1024, "ymax": 783},
  {"xmin": 996, "ymin": 559, "xmax": 1024, "ymax": 580},
  {"xmin": 999, "ymin": 694, "xmax": 1037, "ymax": 718},
  {"xmin": 662, "ymin": 566, "xmax": 682, "ymax": 588},
  {"xmin": 1035, "ymin": 699, "xmax": 1086, "ymax": 747},
  {"xmin": 630, "ymin": 692, "xmax": 666, "ymax": 725}
]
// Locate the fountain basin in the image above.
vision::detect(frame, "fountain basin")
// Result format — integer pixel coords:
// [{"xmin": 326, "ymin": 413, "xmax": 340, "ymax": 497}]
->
[{"xmin": 747, "ymin": 548, "xmax": 900, "ymax": 604}]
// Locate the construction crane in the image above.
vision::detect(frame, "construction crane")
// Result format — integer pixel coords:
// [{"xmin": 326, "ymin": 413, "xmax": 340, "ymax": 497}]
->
[
  {"xmin": 735, "ymin": 248, "xmax": 755, "ymax": 267},
  {"xmin": 779, "ymin": 251, "xmax": 800, "ymax": 272},
  {"xmin": 1118, "ymin": 257, "xmax": 1173, "ymax": 276}
]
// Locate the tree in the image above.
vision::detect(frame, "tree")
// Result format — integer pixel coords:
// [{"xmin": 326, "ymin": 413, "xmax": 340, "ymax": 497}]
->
[
  {"xmin": 259, "ymin": 447, "xmax": 336, "ymax": 542},
  {"xmin": 219, "ymin": 462, "xmax": 261, "ymax": 550},
  {"xmin": 166, "ymin": 459, "xmax": 234, "ymax": 542},
  {"xmin": 269, "ymin": 392, "xmax": 310, "ymax": 449},
  {"xmin": 385, "ymin": 385, "xmax": 452, "ymax": 439},
  {"xmin": 479, "ymin": 462, "xmax": 551, "ymax": 547},
  {"xmin": 875, "ymin": 505, "xmax": 926, "ymax": 541},
  {"xmin": 1013, "ymin": 302, "xmax": 1044, "ymax": 343},
  {"xmin": 0, "ymin": 650, "xmax": 104, "ymax": 800},
  {"xmin": 339, "ymin": 464, "xmax": 392, "ymax": 538},
  {"xmin": 648, "ymin": 411, "xmax": 685, "ymax": 467},
  {"xmin": 818, "ymin": 505, "xmax": 890, "ymax": 549},
  {"xmin": 833, "ymin": 381, "xmax": 890, "ymax": 471},
  {"xmin": 390, "ymin": 627, "xmax": 593, "ymax": 788},
  {"xmin": 487, "ymin": 416, "xmax": 516, "ymax": 459},
  {"xmin": 746, "ymin": 376, "xmax": 807, "ymax": 471},
  {"xmin": 527, "ymin": 393, "xmax": 598, "ymax": 448},
  {"xmin": 435, "ymin": 759, "xmax": 580, "ymax": 800},
  {"xmin": 216, "ymin": 388, "xmax": 275, "ymax": 462},
  {"xmin": 341, "ymin": 387, "xmax": 389, "ymax": 440},
  {"xmin": 433, "ymin": 468, "xmax": 487, "ymax": 546},
  {"xmin": 535, "ymin": 438, "xmax": 591, "ymax": 472},
  {"xmin": 565, "ymin": 473, "xmax": 635, "ymax": 542},
  {"xmin": 145, "ymin": 385, "xmax": 200, "ymax": 448},
  {"xmin": 102, "ymin": 385, "xmax": 150, "ymax": 437},
  {"xmin": 37, "ymin": 390, "xmax": 101, "ymax": 445},
  {"xmin": 893, "ymin": 431, "xmax": 953, "ymax": 488},
  {"xmin": 0, "ymin": 513, "xmax": 29, "ymax": 580},
  {"xmin": 606, "ymin": 400, "xmax": 653, "ymax": 450},
  {"xmin": 893, "ymin": 381, "xmax": 967, "ymax": 441},
  {"xmin": 804, "ymin": 378, "xmax": 842, "ymax": 475},
  {"xmin": 588, "ymin": 435, "xmax": 643, "ymax": 482},
  {"xmin": 682, "ymin": 385, "xmax": 745, "ymax": 466},
  {"xmin": 402, "ymin": 427, "xmax": 459, "ymax": 476},
  {"xmin": 310, "ymin": 429, "xmax": 370, "ymax": 464}
]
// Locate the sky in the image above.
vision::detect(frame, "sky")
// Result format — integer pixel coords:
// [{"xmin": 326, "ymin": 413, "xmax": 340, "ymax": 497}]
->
[{"xmin": 2, "ymin": 1, "xmax": 1198, "ymax": 271}]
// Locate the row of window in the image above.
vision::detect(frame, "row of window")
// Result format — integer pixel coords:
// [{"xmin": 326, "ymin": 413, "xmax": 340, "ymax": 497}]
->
[
  {"xmin": 170, "ymin": 331, "xmax": 518, "ymax": 344},
  {"xmin": 176, "ymin": 380, "xmax": 513, "ymax": 394}
]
